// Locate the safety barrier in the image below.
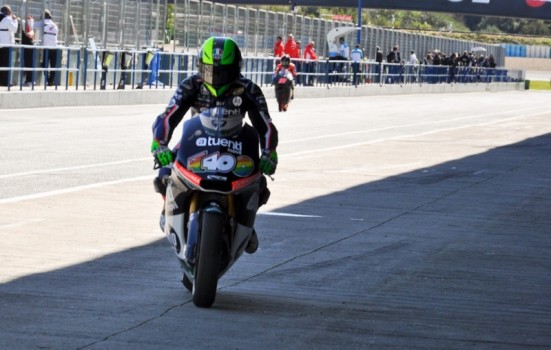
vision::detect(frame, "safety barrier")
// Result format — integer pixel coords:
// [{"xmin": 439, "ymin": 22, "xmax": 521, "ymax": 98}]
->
[
  {"xmin": 4, "ymin": 0, "xmax": 507, "ymax": 63},
  {"xmin": 0, "ymin": 45, "xmax": 81, "ymax": 89},
  {"xmin": 503, "ymin": 44, "xmax": 551, "ymax": 59},
  {"xmin": 0, "ymin": 44, "xmax": 523, "ymax": 92}
]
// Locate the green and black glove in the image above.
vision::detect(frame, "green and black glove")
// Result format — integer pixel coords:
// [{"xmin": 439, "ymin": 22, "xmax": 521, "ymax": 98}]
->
[
  {"xmin": 259, "ymin": 149, "xmax": 278, "ymax": 175},
  {"xmin": 151, "ymin": 140, "xmax": 174, "ymax": 167}
]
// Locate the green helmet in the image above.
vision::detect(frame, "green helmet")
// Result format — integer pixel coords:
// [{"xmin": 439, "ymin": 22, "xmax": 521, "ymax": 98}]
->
[{"xmin": 198, "ymin": 37, "xmax": 243, "ymax": 97}]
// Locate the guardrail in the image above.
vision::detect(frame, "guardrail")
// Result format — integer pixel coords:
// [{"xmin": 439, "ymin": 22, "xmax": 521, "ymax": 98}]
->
[{"xmin": 0, "ymin": 44, "xmax": 524, "ymax": 92}]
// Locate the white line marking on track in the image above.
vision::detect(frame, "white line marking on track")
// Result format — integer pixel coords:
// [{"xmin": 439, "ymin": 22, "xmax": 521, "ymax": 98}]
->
[
  {"xmin": 0, "ymin": 219, "xmax": 45, "ymax": 230},
  {"xmin": 0, "ymin": 176, "xmax": 152, "ymax": 204},
  {"xmin": 280, "ymin": 107, "xmax": 542, "ymax": 144},
  {"xmin": 259, "ymin": 212, "xmax": 323, "ymax": 218},
  {"xmin": 0, "ymin": 158, "xmax": 151, "ymax": 180},
  {"xmin": 2, "ymin": 109, "xmax": 548, "ymax": 203},
  {"xmin": 283, "ymin": 111, "xmax": 550, "ymax": 158}
]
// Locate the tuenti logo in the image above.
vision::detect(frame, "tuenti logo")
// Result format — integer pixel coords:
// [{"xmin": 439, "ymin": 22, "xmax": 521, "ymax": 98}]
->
[{"xmin": 196, "ymin": 137, "xmax": 243, "ymax": 153}]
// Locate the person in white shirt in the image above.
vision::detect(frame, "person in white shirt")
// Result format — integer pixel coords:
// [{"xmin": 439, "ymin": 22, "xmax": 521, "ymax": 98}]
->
[
  {"xmin": 408, "ymin": 50, "xmax": 420, "ymax": 83},
  {"xmin": 0, "ymin": 5, "xmax": 18, "ymax": 86},
  {"xmin": 350, "ymin": 44, "xmax": 364, "ymax": 85},
  {"xmin": 34, "ymin": 9, "xmax": 58, "ymax": 86},
  {"xmin": 338, "ymin": 37, "xmax": 349, "ymax": 60},
  {"xmin": 408, "ymin": 50, "xmax": 419, "ymax": 65}
]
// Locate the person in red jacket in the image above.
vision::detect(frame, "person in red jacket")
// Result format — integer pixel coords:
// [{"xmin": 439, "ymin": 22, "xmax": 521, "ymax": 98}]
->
[
  {"xmin": 273, "ymin": 36, "xmax": 284, "ymax": 57},
  {"xmin": 303, "ymin": 41, "xmax": 317, "ymax": 86},
  {"xmin": 284, "ymin": 34, "xmax": 300, "ymax": 59}
]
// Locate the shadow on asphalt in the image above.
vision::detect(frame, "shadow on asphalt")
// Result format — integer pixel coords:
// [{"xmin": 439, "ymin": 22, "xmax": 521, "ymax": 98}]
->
[{"xmin": 1, "ymin": 133, "xmax": 551, "ymax": 348}]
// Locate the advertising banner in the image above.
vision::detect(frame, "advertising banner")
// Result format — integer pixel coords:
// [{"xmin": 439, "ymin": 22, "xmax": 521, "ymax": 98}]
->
[{"xmin": 214, "ymin": 0, "xmax": 551, "ymax": 20}]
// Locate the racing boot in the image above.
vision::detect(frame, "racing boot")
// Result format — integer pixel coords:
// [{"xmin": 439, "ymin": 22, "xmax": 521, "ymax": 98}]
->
[
  {"xmin": 245, "ymin": 229, "xmax": 258, "ymax": 254},
  {"xmin": 153, "ymin": 172, "xmax": 169, "ymax": 232},
  {"xmin": 159, "ymin": 208, "xmax": 165, "ymax": 232},
  {"xmin": 245, "ymin": 182, "xmax": 271, "ymax": 254}
]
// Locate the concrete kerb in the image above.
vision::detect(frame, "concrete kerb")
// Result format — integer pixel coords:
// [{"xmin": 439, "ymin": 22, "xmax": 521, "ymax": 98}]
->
[{"xmin": 0, "ymin": 83, "xmax": 524, "ymax": 109}]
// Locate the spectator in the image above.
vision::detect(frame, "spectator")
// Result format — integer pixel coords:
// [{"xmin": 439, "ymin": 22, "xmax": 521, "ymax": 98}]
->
[
  {"xmin": 408, "ymin": 50, "xmax": 419, "ymax": 83},
  {"xmin": 350, "ymin": 44, "xmax": 363, "ymax": 85},
  {"xmin": 284, "ymin": 34, "xmax": 300, "ymax": 59},
  {"xmin": 0, "ymin": 4, "xmax": 18, "ymax": 86},
  {"xmin": 458, "ymin": 51, "xmax": 470, "ymax": 66},
  {"xmin": 303, "ymin": 40, "xmax": 317, "ymax": 86},
  {"xmin": 375, "ymin": 46, "xmax": 383, "ymax": 63},
  {"xmin": 408, "ymin": 50, "xmax": 419, "ymax": 65},
  {"xmin": 386, "ymin": 45, "xmax": 401, "ymax": 84},
  {"xmin": 432, "ymin": 51, "xmax": 441, "ymax": 65},
  {"xmin": 273, "ymin": 36, "xmax": 284, "ymax": 57},
  {"xmin": 303, "ymin": 40, "xmax": 317, "ymax": 61},
  {"xmin": 448, "ymin": 52, "xmax": 459, "ymax": 83},
  {"xmin": 375, "ymin": 46, "xmax": 383, "ymax": 83},
  {"xmin": 295, "ymin": 40, "xmax": 302, "ymax": 84},
  {"xmin": 386, "ymin": 45, "xmax": 400, "ymax": 64},
  {"xmin": 21, "ymin": 15, "xmax": 35, "ymax": 86},
  {"xmin": 35, "ymin": 9, "xmax": 58, "ymax": 86},
  {"xmin": 423, "ymin": 52, "xmax": 433, "ymax": 65},
  {"xmin": 337, "ymin": 37, "xmax": 349, "ymax": 60},
  {"xmin": 477, "ymin": 54, "xmax": 485, "ymax": 67},
  {"xmin": 487, "ymin": 54, "xmax": 496, "ymax": 68}
]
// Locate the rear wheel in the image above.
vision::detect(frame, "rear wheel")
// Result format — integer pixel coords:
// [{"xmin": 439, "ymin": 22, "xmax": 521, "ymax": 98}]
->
[{"xmin": 192, "ymin": 211, "xmax": 223, "ymax": 308}]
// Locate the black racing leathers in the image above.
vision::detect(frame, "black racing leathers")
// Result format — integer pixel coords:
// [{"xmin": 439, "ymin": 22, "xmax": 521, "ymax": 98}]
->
[{"xmin": 152, "ymin": 74, "xmax": 278, "ymax": 152}]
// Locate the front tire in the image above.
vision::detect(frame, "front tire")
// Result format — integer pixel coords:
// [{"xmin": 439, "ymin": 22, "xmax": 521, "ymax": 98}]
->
[
  {"xmin": 192, "ymin": 211, "xmax": 224, "ymax": 308},
  {"xmin": 182, "ymin": 274, "xmax": 192, "ymax": 292}
]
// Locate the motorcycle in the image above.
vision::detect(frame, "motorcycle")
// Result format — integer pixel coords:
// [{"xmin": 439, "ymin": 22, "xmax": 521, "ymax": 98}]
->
[
  {"xmin": 161, "ymin": 107, "xmax": 264, "ymax": 308},
  {"xmin": 273, "ymin": 69, "xmax": 294, "ymax": 112}
]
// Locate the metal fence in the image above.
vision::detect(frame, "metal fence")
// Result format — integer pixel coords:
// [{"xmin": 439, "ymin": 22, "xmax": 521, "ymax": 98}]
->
[
  {"xmin": 0, "ymin": 44, "xmax": 523, "ymax": 92},
  {"xmin": 6, "ymin": 0, "xmax": 506, "ymax": 64}
]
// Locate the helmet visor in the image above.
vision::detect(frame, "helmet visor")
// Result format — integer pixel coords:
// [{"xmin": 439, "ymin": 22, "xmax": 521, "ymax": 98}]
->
[{"xmin": 202, "ymin": 64, "xmax": 237, "ymax": 88}]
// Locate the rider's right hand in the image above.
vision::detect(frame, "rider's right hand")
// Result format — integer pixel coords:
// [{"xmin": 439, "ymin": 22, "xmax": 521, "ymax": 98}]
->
[{"xmin": 151, "ymin": 140, "xmax": 173, "ymax": 167}]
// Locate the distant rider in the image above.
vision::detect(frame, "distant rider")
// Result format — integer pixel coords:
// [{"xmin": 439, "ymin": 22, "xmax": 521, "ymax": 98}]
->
[
  {"xmin": 274, "ymin": 54, "xmax": 298, "ymax": 99},
  {"xmin": 150, "ymin": 36, "xmax": 279, "ymax": 254}
]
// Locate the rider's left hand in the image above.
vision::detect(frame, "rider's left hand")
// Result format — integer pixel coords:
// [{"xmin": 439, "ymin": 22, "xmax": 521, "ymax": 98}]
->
[{"xmin": 259, "ymin": 149, "xmax": 278, "ymax": 175}]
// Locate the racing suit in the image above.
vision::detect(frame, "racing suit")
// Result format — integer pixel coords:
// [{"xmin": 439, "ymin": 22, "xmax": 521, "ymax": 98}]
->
[
  {"xmin": 151, "ymin": 74, "xmax": 278, "ymax": 239},
  {"xmin": 152, "ymin": 74, "xmax": 278, "ymax": 153}
]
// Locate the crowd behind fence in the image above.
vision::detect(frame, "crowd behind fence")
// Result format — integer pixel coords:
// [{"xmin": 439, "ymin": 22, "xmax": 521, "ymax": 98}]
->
[
  {"xmin": 5, "ymin": 0, "xmax": 507, "ymax": 64},
  {"xmin": 0, "ymin": 44, "xmax": 523, "ymax": 92}
]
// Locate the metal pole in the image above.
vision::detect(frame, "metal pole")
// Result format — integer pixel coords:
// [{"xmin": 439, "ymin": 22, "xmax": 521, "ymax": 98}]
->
[
  {"xmin": 154, "ymin": 0, "xmax": 161, "ymax": 47},
  {"xmin": 357, "ymin": 0, "xmax": 362, "ymax": 45},
  {"xmin": 101, "ymin": 1, "xmax": 107, "ymax": 48}
]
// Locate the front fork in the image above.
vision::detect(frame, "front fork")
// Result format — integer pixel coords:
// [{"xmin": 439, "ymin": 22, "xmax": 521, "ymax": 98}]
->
[{"xmin": 165, "ymin": 183, "xmax": 235, "ymax": 262}]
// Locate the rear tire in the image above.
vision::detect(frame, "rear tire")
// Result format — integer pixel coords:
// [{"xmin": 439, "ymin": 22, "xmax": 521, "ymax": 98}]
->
[{"xmin": 192, "ymin": 211, "xmax": 223, "ymax": 308}]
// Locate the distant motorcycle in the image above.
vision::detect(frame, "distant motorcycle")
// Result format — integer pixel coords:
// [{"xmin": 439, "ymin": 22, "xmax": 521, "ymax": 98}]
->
[
  {"xmin": 274, "ymin": 69, "xmax": 294, "ymax": 112},
  {"xmin": 159, "ymin": 107, "xmax": 264, "ymax": 308}
]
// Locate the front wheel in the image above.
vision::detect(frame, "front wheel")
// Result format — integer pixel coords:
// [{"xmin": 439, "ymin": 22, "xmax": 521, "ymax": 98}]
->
[
  {"xmin": 275, "ymin": 85, "xmax": 291, "ymax": 111},
  {"xmin": 182, "ymin": 274, "xmax": 192, "ymax": 292},
  {"xmin": 192, "ymin": 211, "xmax": 224, "ymax": 308}
]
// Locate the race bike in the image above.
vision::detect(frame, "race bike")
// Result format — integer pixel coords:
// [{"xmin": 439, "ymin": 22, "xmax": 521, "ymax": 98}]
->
[
  {"xmin": 160, "ymin": 107, "xmax": 265, "ymax": 308},
  {"xmin": 273, "ymin": 69, "xmax": 294, "ymax": 112}
]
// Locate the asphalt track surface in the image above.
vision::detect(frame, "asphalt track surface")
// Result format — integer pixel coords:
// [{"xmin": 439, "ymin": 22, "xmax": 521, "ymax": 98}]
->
[{"xmin": 1, "ymin": 91, "xmax": 550, "ymax": 349}]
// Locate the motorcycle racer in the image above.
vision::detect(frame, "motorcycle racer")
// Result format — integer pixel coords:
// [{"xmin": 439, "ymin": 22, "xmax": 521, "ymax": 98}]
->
[
  {"xmin": 273, "ymin": 54, "xmax": 297, "ymax": 100},
  {"xmin": 151, "ymin": 36, "xmax": 278, "ymax": 254}
]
